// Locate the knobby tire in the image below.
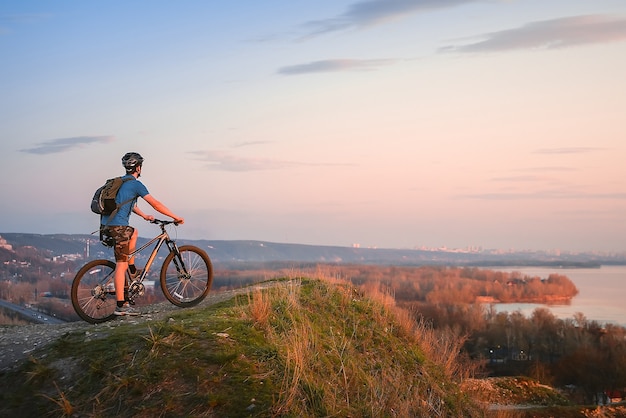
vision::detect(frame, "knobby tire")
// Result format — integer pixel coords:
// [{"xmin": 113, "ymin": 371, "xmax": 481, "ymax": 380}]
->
[
  {"xmin": 71, "ymin": 259, "xmax": 117, "ymax": 324},
  {"xmin": 160, "ymin": 245, "xmax": 213, "ymax": 307}
]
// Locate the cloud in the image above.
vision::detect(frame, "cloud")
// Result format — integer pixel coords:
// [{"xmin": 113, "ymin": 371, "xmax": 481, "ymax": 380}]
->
[
  {"xmin": 0, "ymin": 13, "xmax": 52, "ymax": 24},
  {"xmin": 20, "ymin": 136, "xmax": 114, "ymax": 155},
  {"xmin": 491, "ymin": 166, "xmax": 578, "ymax": 181},
  {"xmin": 193, "ymin": 151, "xmax": 293, "ymax": 171},
  {"xmin": 457, "ymin": 186, "xmax": 626, "ymax": 200},
  {"xmin": 0, "ymin": 13, "xmax": 53, "ymax": 35},
  {"xmin": 490, "ymin": 175, "xmax": 550, "ymax": 182},
  {"xmin": 302, "ymin": 0, "xmax": 478, "ymax": 37},
  {"xmin": 190, "ymin": 150, "xmax": 352, "ymax": 172},
  {"xmin": 278, "ymin": 58, "xmax": 395, "ymax": 75},
  {"xmin": 532, "ymin": 147, "xmax": 605, "ymax": 155},
  {"xmin": 441, "ymin": 14, "xmax": 626, "ymax": 53},
  {"xmin": 231, "ymin": 140, "xmax": 274, "ymax": 148},
  {"xmin": 460, "ymin": 189, "xmax": 626, "ymax": 200},
  {"xmin": 512, "ymin": 166, "xmax": 577, "ymax": 172}
]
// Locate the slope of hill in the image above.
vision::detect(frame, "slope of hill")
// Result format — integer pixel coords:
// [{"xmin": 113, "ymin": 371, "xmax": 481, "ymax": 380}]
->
[
  {"xmin": 0, "ymin": 278, "xmax": 486, "ymax": 417},
  {"xmin": 2, "ymin": 277, "xmax": 625, "ymax": 417}
]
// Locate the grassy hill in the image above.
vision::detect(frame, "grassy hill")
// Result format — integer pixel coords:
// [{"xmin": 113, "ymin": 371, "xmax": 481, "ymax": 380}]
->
[
  {"xmin": 0, "ymin": 276, "xmax": 622, "ymax": 417},
  {"xmin": 0, "ymin": 277, "xmax": 484, "ymax": 417}
]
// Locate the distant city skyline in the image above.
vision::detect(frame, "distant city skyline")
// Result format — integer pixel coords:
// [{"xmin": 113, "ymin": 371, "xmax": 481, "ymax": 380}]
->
[{"xmin": 1, "ymin": 1, "xmax": 625, "ymax": 252}]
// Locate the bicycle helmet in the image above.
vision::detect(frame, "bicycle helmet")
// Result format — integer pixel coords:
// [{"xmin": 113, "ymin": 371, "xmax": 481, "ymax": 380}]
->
[{"xmin": 122, "ymin": 152, "xmax": 144, "ymax": 173}]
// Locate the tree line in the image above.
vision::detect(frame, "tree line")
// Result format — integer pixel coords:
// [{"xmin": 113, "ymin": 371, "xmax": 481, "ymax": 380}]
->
[{"xmin": 316, "ymin": 264, "xmax": 579, "ymax": 304}]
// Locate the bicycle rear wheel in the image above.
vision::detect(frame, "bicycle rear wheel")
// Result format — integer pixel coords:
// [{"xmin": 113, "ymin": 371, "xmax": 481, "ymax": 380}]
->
[
  {"xmin": 71, "ymin": 259, "xmax": 117, "ymax": 324},
  {"xmin": 160, "ymin": 245, "xmax": 213, "ymax": 307}
]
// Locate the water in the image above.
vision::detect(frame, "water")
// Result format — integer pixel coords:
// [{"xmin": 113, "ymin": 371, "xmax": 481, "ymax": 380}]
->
[{"xmin": 490, "ymin": 265, "xmax": 626, "ymax": 327}]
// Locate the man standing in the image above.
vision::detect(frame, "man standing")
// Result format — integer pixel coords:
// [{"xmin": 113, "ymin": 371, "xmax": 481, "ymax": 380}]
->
[{"xmin": 101, "ymin": 152, "xmax": 184, "ymax": 316}]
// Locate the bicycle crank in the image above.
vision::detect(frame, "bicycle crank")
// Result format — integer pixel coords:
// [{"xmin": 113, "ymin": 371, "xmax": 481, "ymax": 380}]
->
[{"xmin": 128, "ymin": 280, "xmax": 145, "ymax": 298}]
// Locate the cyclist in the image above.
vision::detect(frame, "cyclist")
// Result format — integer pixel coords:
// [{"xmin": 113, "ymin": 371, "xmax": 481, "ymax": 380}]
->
[{"xmin": 101, "ymin": 152, "xmax": 185, "ymax": 316}]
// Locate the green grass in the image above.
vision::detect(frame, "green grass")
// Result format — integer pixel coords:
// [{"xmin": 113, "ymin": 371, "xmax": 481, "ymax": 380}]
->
[{"xmin": 0, "ymin": 278, "xmax": 485, "ymax": 417}]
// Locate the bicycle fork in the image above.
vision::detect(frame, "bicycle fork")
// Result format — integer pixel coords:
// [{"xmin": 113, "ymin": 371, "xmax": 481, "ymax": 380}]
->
[
  {"xmin": 165, "ymin": 241, "xmax": 193, "ymax": 302},
  {"xmin": 167, "ymin": 241, "xmax": 191, "ymax": 279}
]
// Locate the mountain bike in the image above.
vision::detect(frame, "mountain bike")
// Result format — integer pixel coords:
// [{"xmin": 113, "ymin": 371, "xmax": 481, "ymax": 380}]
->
[{"xmin": 71, "ymin": 219, "xmax": 213, "ymax": 324}]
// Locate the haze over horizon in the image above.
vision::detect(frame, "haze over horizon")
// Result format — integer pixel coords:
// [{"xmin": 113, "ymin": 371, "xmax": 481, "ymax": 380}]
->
[{"xmin": 1, "ymin": 1, "xmax": 625, "ymax": 253}]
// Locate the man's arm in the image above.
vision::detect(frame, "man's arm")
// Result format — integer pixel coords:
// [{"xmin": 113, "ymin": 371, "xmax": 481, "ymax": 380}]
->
[
  {"xmin": 132, "ymin": 205, "xmax": 154, "ymax": 222},
  {"xmin": 143, "ymin": 194, "xmax": 185, "ymax": 224}
]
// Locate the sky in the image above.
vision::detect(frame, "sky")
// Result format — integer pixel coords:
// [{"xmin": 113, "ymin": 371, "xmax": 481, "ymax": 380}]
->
[{"xmin": 1, "ymin": 1, "xmax": 625, "ymax": 253}]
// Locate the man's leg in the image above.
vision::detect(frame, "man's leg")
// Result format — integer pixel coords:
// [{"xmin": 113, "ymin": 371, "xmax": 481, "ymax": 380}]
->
[
  {"xmin": 128, "ymin": 228, "xmax": 138, "ymax": 267},
  {"xmin": 110, "ymin": 226, "xmax": 134, "ymax": 303},
  {"xmin": 114, "ymin": 260, "xmax": 128, "ymax": 303},
  {"xmin": 110, "ymin": 226, "xmax": 141, "ymax": 316}
]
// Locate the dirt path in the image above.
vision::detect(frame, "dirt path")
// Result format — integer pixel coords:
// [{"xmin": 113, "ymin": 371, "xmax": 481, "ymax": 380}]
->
[{"xmin": 0, "ymin": 284, "xmax": 272, "ymax": 371}]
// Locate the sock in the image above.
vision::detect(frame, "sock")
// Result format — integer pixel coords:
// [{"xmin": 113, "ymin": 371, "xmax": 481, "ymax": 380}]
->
[
  {"xmin": 129, "ymin": 264, "xmax": 137, "ymax": 274},
  {"xmin": 117, "ymin": 301, "xmax": 125, "ymax": 308}
]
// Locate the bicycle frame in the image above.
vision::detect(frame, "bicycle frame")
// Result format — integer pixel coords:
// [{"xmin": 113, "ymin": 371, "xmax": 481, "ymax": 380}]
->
[
  {"xmin": 129, "ymin": 227, "xmax": 177, "ymax": 280},
  {"xmin": 125, "ymin": 221, "xmax": 188, "ymax": 301}
]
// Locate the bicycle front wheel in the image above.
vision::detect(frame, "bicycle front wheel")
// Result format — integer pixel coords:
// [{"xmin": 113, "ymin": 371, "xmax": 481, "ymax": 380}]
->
[
  {"xmin": 160, "ymin": 245, "xmax": 213, "ymax": 307},
  {"xmin": 71, "ymin": 259, "xmax": 117, "ymax": 324}
]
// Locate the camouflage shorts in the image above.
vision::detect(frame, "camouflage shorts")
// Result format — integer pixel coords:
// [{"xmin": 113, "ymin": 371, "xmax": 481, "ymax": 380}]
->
[{"xmin": 104, "ymin": 226, "xmax": 135, "ymax": 262}]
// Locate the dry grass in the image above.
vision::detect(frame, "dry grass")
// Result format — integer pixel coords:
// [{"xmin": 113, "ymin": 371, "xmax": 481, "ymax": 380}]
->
[
  {"xmin": 279, "ymin": 320, "xmax": 314, "ymax": 414},
  {"xmin": 247, "ymin": 286, "xmax": 272, "ymax": 329},
  {"xmin": 358, "ymin": 278, "xmax": 477, "ymax": 381},
  {"xmin": 141, "ymin": 325, "xmax": 180, "ymax": 356},
  {"xmin": 40, "ymin": 381, "xmax": 73, "ymax": 417},
  {"xmin": 243, "ymin": 275, "xmax": 482, "ymax": 417}
]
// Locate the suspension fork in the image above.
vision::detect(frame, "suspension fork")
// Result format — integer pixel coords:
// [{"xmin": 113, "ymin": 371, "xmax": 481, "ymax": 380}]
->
[{"xmin": 166, "ymin": 239, "xmax": 190, "ymax": 278}]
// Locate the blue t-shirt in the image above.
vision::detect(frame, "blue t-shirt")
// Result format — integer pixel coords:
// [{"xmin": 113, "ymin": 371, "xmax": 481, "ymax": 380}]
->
[{"xmin": 101, "ymin": 175, "xmax": 149, "ymax": 226}]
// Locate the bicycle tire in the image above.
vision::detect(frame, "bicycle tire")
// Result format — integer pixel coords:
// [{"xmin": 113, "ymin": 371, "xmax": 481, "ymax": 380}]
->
[
  {"xmin": 71, "ymin": 259, "xmax": 117, "ymax": 324},
  {"xmin": 160, "ymin": 245, "xmax": 213, "ymax": 307}
]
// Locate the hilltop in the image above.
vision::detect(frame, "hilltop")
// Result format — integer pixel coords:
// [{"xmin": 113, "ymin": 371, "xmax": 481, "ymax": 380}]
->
[
  {"xmin": 0, "ymin": 277, "xmax": 483, "ymax": 416},
  {"xmin": 3, "ymin": 276, "xmax": 623, "ymax": 417}
]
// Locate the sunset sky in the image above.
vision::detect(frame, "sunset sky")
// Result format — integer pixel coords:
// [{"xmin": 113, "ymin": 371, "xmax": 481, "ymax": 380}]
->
[{"xmin": 1, "ymin": 1, "xmax": 625, "ymax": 252}]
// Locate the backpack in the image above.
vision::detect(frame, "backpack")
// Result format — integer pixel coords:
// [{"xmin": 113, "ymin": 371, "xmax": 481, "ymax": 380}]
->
[{"xmin": 90, "ymin": 176, "xmax": 135, "ymax": 216}]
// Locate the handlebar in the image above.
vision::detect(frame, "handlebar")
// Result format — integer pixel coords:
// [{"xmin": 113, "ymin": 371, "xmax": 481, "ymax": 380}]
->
[{"xmin": 150, "ymin": 219, "xmax": 181, "ymax": 226}]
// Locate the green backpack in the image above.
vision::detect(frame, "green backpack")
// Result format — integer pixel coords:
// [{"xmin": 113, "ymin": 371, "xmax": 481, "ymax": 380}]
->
[{"xmin": 90, "ymin": 176, "xmax": 135, "ymax": 216}]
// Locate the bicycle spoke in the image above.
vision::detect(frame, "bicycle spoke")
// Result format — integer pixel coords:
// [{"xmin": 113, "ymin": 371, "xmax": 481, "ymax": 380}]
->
[
  {"xmin": 71, "ymin": 260, "xmax": 117, "ymax": 323},
  {"xmin": 160, "ymin": 246, "xmax": 213, "ymax": 307}
]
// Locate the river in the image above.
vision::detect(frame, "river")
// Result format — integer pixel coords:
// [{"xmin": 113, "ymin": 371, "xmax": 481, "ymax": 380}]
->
[{"xmin": 490, "ymin": 265, "xmax": 626, "ymax": 327}]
